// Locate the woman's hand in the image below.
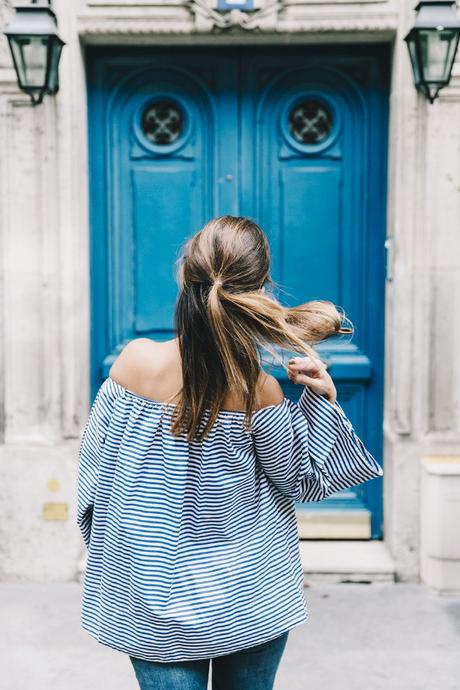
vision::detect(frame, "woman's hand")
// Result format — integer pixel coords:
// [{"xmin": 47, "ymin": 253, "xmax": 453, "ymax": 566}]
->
[{"xmin": 287, "ymin": 355, "xmax": 337, "ymax": 405}]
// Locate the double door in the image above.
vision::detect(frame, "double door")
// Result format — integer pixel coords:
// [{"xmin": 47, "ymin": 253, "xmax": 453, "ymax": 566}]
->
[{"xmin": 88, "ymin": 46, "xmax": 389, "ymax": 538}]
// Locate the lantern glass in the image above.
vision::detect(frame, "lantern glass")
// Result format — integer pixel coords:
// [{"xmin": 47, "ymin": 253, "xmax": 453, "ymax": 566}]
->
[
  {"xmin": 46, "ymin": 36, "xmax": 64, "ymax": 94},
  {"xmin": 9, "ymin": 35, "xmax": 49, "ymax": 90},
  {"xmin": 406, "ymin": 33, "xmax": 422, "ymax": 84},
  {"xmin": 419, "ymin": 28, "xmax": 459, "ymax": 82}
]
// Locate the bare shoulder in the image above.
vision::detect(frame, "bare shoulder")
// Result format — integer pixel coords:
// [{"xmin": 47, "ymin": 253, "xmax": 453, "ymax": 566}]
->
[
  {"xmin": 108, "ymin": 338, "xmax": 164, "ymax": 390},
  {"xmin": 255, "ymin": 371, "xmax": 285, "ymax": 410}
]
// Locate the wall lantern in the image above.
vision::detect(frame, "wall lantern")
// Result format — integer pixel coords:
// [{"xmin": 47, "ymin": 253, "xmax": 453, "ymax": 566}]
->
[
  {"xmin": 404, "ymin": 0, "xmax": 460, "ymax": 103},
  {"xmin": 3, "ymin": 0, "xmax": 65, "ymax": 106}
]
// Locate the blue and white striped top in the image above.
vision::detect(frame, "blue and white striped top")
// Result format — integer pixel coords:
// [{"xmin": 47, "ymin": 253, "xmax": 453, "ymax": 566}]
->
[{"xmin": 77, "ymin": 375, "xmax": 383, "ymax": 662}]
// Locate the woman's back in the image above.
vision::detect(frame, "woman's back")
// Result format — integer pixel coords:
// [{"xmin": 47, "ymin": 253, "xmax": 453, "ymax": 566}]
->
[{"xmin": 77, "ymin": 338, "xmax": 383, "ymax": 663}]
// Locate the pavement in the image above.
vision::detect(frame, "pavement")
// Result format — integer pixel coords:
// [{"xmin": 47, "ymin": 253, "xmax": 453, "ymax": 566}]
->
[{"xmin": 1, "ymin": 581, "xmax": 459, "ymax": 690}]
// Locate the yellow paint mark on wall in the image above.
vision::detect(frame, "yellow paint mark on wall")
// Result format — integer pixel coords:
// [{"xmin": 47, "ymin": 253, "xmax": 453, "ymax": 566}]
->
[
  {"xmin": 42, "ymin": 502, "xmax": 68, "ymax": 521},
  {"xmin": 47, "ymin": 479, "xmax": 60, "ymax": 492},
  {"xmin": 422, "ymin": 455, "xmax": 460, "ymax": 464}
]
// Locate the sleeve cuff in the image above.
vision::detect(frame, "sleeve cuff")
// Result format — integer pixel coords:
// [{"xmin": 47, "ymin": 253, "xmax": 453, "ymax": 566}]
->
[
  {"xmin": 295, "ymin": 384, "xmax": 383, "ymax": 501},
  {"xmin": 297, "ymin": 385, "xmax": 344, "ymax": 464},
  {"xmin": 298, "ymin": 384, "xmax": 356, "ymax": 431}
]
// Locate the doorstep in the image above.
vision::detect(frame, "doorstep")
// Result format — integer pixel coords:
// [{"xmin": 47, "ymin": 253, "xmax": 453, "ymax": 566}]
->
[
  {"xmin": 296, "ymin": 508, "xmax": 372, "ymax": 539},
  {"xmin": 299, "ymin": 540, "xmax": 396, "ymax": 584}
]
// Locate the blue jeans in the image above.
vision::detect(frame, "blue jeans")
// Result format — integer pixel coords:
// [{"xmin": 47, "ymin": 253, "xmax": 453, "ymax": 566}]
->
[{"xmin": 129, "ymin": 630, "xmax": 290, "ymax": 690}]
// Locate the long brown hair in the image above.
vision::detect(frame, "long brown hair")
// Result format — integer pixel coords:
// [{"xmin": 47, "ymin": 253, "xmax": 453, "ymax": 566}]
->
[{"xmin": 171, "ymin": 215, "xmax": 352, "ymax": 441}]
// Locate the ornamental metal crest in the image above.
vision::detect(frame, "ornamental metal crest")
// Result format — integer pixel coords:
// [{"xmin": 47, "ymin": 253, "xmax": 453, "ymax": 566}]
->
[{"xmin": 189, "ymin": 0, "xmax": 284, "ymax": 32}]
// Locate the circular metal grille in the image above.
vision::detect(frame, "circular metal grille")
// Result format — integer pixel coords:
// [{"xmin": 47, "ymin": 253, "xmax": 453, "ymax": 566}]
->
[
  {"xmin": 288, "ymin": 99, "xmax": 333, "ymax": 145},
  {"xmin": 141, "ymin": 99, "xmax": 184, "ymax": 145}
]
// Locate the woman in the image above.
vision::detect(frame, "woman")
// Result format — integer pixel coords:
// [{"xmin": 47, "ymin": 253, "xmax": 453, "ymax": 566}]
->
[{"xmin": 77, "ymin": 215, "xmax": 383, "ymax": 689}]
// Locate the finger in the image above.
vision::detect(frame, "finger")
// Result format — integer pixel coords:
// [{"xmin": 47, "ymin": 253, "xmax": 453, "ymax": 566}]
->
[
  {"xmin": 288, "ymin": 357, "xmax": 315, "ymax": 369},
  {"xmin": 288, "ymin": 357, "xmax": 327, "ymax": 369},
  {"xmin": 289, "ymin": 361, "xmax": 328, "ymax": 380},
  {"xmin": 288, "ymin": 360, "xmax": 323, "ymax": 376},
  {"xmin": 288, "ymin": 356, "xmax": 312, "ymax": 366},
  {"xmin": 290, "ymin": 371, "xmax": 323, "ymax": 387},
  {"xmin": 298, "ymin": 376, "xmax": 323, "ymax": 389}
]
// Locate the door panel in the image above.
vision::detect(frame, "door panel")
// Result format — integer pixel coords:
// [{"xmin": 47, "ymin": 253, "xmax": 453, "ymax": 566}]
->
[
  {"xmin": 278, "ymin": 164, "xmax": 342, "ymax": 300},
  {"xmin": 237, "ymin": 54, "xmax": 387, "ymax": 537},
  {"xmin": 88, "ymin": 46, "xmax": 389, "ymax": 539},
  {"xmin": 110, "ymin": 64, "xmax": 235, "ymax": 338}
]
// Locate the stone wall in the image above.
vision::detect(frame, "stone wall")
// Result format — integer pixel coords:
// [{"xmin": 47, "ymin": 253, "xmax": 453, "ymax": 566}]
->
[{"xmin": 0, "ymin": 0, "xmax": 459, "ymax": 581}]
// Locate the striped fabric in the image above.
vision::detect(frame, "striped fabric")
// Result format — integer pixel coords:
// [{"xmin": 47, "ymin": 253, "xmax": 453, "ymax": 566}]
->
[{"xmin": 77, "ymin": 376, "xmax": 383, "ymax": 662}]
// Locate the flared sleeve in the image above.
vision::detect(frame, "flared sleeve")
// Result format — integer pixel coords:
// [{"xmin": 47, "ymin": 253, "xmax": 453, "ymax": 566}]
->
[
  {"xmin": 251, "ymin": 384, "xmax": 383, "ymax": 502},
  {"xmin": 77, "ymin": 379, "xmax": 119, "ymax": 548}
]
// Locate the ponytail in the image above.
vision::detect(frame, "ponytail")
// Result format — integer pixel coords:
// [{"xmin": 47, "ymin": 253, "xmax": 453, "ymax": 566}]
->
[{"xmin": 170, "ymin": 215, "xmax": 352, "ymax": 441}]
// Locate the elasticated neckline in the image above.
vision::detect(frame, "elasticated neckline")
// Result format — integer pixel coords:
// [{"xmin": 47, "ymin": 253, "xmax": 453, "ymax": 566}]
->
[{"xmin": 107, "ymin": 376, "xmax": 289, "ymax": 419}]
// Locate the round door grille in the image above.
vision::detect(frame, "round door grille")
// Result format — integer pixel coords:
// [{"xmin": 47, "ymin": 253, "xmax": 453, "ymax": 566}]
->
[
  {"xmin": 288, "ymin": 99, "xmax": 333, "ymax": 145},
  {"xmin": 141, "ymin": 99, "xmax": 184, "ymax": 145}
]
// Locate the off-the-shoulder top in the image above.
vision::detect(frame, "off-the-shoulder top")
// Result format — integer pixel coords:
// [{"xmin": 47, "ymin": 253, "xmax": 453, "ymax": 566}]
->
[{"xmin": 77, "ymin": 376, "xmax": 383, "ymax": 662}]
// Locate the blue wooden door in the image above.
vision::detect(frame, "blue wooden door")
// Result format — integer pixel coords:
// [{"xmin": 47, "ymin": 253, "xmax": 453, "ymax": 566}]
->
[{"xmin": 88, "ymin": 46, "xmax": 389, "ymax": 539}]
